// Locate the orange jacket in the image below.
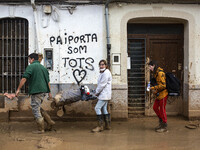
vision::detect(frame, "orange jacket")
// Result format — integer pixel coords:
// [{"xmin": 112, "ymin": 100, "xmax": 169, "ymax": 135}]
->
[{"xmin": 151, "ymin": 67, "xmax": 168, "ymax": 100}]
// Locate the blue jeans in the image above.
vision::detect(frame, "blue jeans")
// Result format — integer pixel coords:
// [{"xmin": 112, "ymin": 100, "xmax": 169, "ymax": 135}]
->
[
  {"xmin": 95, "ymin": 100, "xmax": 109, "ymax": 115},
  {"xmin": 31, "ymin": 93, "xmax": 46, "ymax": 119}
]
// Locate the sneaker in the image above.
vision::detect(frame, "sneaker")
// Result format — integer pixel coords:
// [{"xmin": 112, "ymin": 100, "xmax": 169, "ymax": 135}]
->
[
  {"xmin": 155, "ymin": 119, "xmax": 162, "ymax": 130},
  {"xmin": 156, "ymin": 122, "xmax": 168, "ymax": 133},
  {"xmin": 156, "ymin": 127, "xmax": 168, "ymax": 133},
  {"xmin": 91, "ymin": 126, "xmax": 104, "ymax": 132},
  {"xmin": 32, "ymin": 130, "xmax": 45, "ymax": 134}
]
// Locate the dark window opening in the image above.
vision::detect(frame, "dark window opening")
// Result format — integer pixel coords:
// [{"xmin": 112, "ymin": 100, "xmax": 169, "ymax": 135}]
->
[{"xmin": 0, "ymin": 18, "xmax": 29, "ymax": 94}]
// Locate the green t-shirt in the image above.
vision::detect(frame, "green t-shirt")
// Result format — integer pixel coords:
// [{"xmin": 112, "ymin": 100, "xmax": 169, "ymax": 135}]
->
[{"xmin": 22, "ymin": 60, "xmax": 50, "ymax": 95}]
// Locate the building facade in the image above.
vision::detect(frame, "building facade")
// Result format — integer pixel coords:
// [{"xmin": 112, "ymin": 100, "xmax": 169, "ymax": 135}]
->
[{"xmin": 0, "ymin": 0, "xmax": 200, "ymax": 121}]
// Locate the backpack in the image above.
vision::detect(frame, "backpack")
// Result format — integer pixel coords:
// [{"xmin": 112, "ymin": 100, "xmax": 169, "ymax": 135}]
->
[
  {"xmin": 165, "ymin": 72, "xmax": 181, "ymax": 96},
  {"xmin": 150, "ymin": 72, "xmax": 181, "ymax": 96}
]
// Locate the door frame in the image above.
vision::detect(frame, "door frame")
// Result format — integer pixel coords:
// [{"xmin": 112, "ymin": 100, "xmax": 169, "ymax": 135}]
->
[{"xmin": 127, "ymin": 33, "xmax": 184, "ymax": 116}]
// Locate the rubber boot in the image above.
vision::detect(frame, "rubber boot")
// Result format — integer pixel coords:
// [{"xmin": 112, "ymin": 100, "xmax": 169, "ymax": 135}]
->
[
  {"xmin": 156, "ymin": 122, "xmax": 168, "ymax": 133},
  {"xmin": 155, "ymin": 118, "xmax": 162, "ymax": 131},
  {"xmin": 41, "ymin": 109, "xmax": 55, "ymax": 131},
  {"xmin": 92, "ymin": 115, "xmax": 104, "ymax": 132},
  {"xmin": 32, "ymin": 117, "xmax": 45, "ymax": 134},
  {"xmin": 104, "ymin": 114, "xmax": 111, "ymax": 130}
]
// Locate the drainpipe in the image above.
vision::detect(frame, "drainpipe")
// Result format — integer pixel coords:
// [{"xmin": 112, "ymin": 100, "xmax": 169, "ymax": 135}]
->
[
  {"xmin": 105, "ymin": 0, "xmax": 112, "ymax": 69},
  {"xmin": 31, "ymin": 0, "xmax": 41, "ymax": 53}
]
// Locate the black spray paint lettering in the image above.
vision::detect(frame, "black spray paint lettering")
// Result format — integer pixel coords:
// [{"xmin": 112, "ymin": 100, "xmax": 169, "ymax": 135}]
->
[
  {"xmin": 62, "ymin": 57, "xmax": 94, "ymax": 85},
  {"xmin": 77, "ymin": 58, "xmax": 85, "ymax": 68},
  {"xmin": 57, "ymin": 36, "xmax": 63, "ymax": 45},
  {"xmin": 69, "ymin": 59, "xmax": 77, "ymax": 68},
  {"xmin": 67, "ymin": 45, "xmax": 87, "ymax": 54},
  {"xmin": 50, "ymin": 36, "xmax": 55, "ymax": 47},
  {"xmin": 62, "ymin": 57, "xmax": 69, "ymax": 68},
  {"xmin": 68, "ymin": 36, "xmax": 74, "ymax": 44},
  {"xmin": 50, "ymin": 32, "xmax": 98, "ymax": 85},
  {"xmin": 85, "ymin": 57, "xmax": 94, "ymax": 71},
  {"xmin": 50, "ymin": 33, "xmax": 98, "ymax": 46},
  {"xmin": 73, "ymin": 69, "xmax": 87, "ymax": 85},
  {"xmin": 62, "ymin": 57, "xmax": 94, "ymax": 71}
]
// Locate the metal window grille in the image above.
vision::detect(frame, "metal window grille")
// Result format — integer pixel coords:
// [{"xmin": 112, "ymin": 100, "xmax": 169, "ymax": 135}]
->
[
  {"xmin": 0, "ymin": 18, "xmax": 28, "ymax": 94},
  {"xmin": 128, "ymin": 38, "xmax": 146, "ymax": 117}
]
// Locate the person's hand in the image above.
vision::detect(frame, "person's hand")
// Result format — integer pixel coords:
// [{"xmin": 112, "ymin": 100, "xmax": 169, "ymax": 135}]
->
[
  {"xmin": 95, "ymin": 93, "xmax": 99, "ymax": 96},
  {"xmin": 48, "ymin": 93, "xmax": 53, "ymax": 101},
  {"xmin": 15, "ymin": 90, "xmax": 20, "ymax": 97},
  {"xmin": 151, "ymin": 89, "xmax": 157, "ymax": 95},
  {"xmin": 4, "ymin": 93, "xmax": 16, "ymax": 100}
]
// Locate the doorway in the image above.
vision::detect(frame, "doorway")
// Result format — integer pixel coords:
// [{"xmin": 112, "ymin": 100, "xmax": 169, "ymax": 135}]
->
[{"xmin": 127, "ymin": 24, "xmax": 184, "ymax": 117}]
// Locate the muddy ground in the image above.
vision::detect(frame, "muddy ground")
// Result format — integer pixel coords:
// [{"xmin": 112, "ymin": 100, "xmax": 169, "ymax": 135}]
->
[{"xmin": 0, "ymin": 117, "xmax": 199, "ymax": 150}]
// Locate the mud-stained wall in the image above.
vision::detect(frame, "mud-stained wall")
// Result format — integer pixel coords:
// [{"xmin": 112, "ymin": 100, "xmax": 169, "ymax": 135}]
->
[
  {"xmin": 1, "ymin": 3, "xmax": 200, "ymax": 120},
  {"xmin": 188, "ymin": 86, "xmax": 200, "ymax": 118},
  {"xmin": 0, "ymin": 4, "xmax": 108, "ymax": 121},
  {"xmin": 108, "ymin": 3, "xmax": 200, "ymax": 119},
  {"xmin": 0, "ymin": 4, "xmax": 127, "ymax": 120}
]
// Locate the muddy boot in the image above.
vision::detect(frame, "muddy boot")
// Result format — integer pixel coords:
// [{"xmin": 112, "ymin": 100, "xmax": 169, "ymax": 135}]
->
[
  {"xmin": 156, "ymin": 122, "xmax": 168, "ymax": 133},
  {"xmin": 32, "ymin": 117, "xmax": 45, "ymax": 134},
  {"xmin": 92, "ymin": 115, "xmax": 104, "ymax": 132},
  {"xmin": 104, "ymin": 114, "xmax": 111, "ymax": 130},
  {"xmin": 41, "ymin": 110, "xmax": 55, "ymax": 131},
  {"xmin": 155, "ymin": 118, "xmax": 163, "ymax": 131}
]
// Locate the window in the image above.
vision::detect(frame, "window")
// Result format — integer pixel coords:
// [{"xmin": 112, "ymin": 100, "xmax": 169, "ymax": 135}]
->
[{"xmin": 0, "ymin": 18, "xmax": 28, "ymax": 93}]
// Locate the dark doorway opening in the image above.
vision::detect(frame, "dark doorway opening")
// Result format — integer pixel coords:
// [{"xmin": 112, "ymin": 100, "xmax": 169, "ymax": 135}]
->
[{"xmin": 127, "ymin": 23, "xmax": 184, "ymax": 117}]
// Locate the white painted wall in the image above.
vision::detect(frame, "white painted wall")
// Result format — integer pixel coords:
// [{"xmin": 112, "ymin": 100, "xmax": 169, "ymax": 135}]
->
[
  {"xmin": 38, "ymin": 5, "xmax": 106, "ymax": 84},
  {"xmin": 0, "ymin": 4, "xmax": 106, "ymax": 85}
]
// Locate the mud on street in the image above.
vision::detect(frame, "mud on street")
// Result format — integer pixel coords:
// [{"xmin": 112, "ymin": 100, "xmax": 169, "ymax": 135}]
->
[{"xmin": 0, "ymin": 117, "xmax": 199, "ymax": 150}]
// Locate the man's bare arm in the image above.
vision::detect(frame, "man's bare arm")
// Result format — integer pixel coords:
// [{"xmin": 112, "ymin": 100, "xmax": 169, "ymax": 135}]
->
[
  {"xmin": 16, "ymin": 78, "xmax": 27, "ymax": 96},
  {"xmin": 48, "ymin": 82, "xmax": 52, "ymax": 99}
]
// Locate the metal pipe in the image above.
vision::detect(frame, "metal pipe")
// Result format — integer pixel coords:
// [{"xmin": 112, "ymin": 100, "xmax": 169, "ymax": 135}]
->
[
  {"xmin": 6, "ymin": 20, "xmax": 8, "ymax": 92},
  {"xmin": 19, "ymin": 19, "xmax": 21, "ymax": 90},
  {"xmin": 15, "ymin": 20, "xmax": 17, "ymax": 93},
  {"xmin": 23, "ymin": 19, "xmax": 26, "ymax": 92},
  {"xmin": 2, "ymin": 20, "xmax": 4, "ymax": 93},
  {"xmin": 31, "ymin": 0, "xmax": 41, "ymax": 53},
  {"xmin": 11, "ymin": 20, "xmax": 13, "ymax": 93},
  {"xmin": 105, "ymin": 0, "xmax": 112, "ymax": 69}
]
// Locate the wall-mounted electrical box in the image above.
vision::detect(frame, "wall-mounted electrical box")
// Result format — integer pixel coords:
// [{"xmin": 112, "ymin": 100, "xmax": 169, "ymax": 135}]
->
[
  {"xmin": 43, "ymin": 5, "xmax": 52, "ymax": 14},
  {"xmin": 44, "ymin": 49, "xmax": 53, "ymax": 70},
  {"xmin": 112, "ymin": 53, "xmax": 121, "ymax": 75},
  {"xmin": 112, "ymin": 53, "xmax": 121, "ymax": 65}
]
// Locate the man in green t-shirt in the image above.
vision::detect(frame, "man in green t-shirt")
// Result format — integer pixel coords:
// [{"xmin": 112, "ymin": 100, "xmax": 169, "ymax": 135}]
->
[{"xmin": 16, "ymin": 53, "xmax": 55, "ymax": 134}]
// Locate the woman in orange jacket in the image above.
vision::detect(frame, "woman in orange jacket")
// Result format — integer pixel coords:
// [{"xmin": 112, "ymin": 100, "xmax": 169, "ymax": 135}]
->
[{"xmin": 149, "ymin": 61, "xmax": 168, "ymax": 133}]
